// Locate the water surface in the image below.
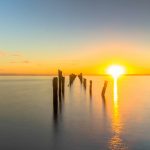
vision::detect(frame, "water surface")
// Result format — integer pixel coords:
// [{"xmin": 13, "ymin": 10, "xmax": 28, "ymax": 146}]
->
[{"xmin": 0, "ymin": 76, "xmax": 150, "ymax": 150}]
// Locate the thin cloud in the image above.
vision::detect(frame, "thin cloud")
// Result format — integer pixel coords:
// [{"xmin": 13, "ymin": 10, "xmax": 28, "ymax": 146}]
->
[
  {"xmin": 22, "ymin": 60, "xmax": 31, "ymax": 64},
  {"xmin": 0, "ymin": 51, "xmax": 23, "ymax": 57},
  {"xmin": 9, "ymin": 60, "xmax": 31, "ymax": 64},
  {"xmin": 11, "ymin": 52, "xmax": 22, "ymax": 57}
]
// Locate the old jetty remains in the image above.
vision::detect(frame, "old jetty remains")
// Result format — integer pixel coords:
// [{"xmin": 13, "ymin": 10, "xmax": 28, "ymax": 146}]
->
[{"xmin": 53, "ymin": 71, "xmax": 109, "ymax": 109}]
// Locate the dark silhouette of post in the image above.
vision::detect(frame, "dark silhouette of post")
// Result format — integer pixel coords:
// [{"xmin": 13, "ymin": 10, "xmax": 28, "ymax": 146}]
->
[
  {"xmin": 89, "ymin": 80, "xmax": 92, "ymax": 96},
  {"xmin": 62, "ymin": 76, "xmax": 65, "ymax": 96},
  {"xmin": 53, "ymin": 77, "xmax": 58, "ymax": 101},
  {"xmin": 101, "ymin": 80, "xmax": 108, "ymax": 96},
  {"xmin": 58, "ymin": 70, "xmax": 62, "ymax": 92},
  {"xmin": 78, "ymin": 73, "xmax": 83, "ymax": 84},
  {"xmin": 69, "ymin": 74, "xmax": 76, "ymax": 86},
  {"xmin": 58, "ymin": 70, "xmax": 62, "ymax": 100},
  {"xmin": 83, "ymin": 78, "xmax": 87, "ymax": 89},
  {"xmin": 53, "ymin": 77, "xmax": 58, "ymax": 121}
]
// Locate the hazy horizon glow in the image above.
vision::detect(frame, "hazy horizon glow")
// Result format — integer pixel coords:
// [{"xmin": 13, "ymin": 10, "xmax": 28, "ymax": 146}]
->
[{"xmin": 0, "ymin": 0, "xmax": 150, "ymax": 75}]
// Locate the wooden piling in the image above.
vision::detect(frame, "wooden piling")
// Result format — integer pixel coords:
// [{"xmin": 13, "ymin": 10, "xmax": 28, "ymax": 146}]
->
[
  {"xmin": 69, "ymin": 75, "xmax": 71, "ymax": 86},
  {"xmin": 53, "ymin": 77, "xmax": 58, "ymax": 116},
  {"xmin": 69, "ymin": 73, "xmax": 76, "ymax": 86},
  {"xmin": 58, "ymin": 70, "xmax": 62, "ymax": 93},
  {"xmin": 62, "ymin": 76, "xmax": 65, "ymax": 96},
  {"xmin": 58, "ymin": 70, "xmax": 63, "ymax": 101},
  {"xmin": 89, "ymin": 80, "xmax": 92, "ymax": 95},
  {"xmin": 101, "ymin": 80, "xmax": 108, "ymax": 96},
  {"xmin": 78, "ymin": 73, "xmax": 83, "ymax": 84},
  {"xmin": 83, "ymin": 78, "xmax": 87, "ymax": 89}
]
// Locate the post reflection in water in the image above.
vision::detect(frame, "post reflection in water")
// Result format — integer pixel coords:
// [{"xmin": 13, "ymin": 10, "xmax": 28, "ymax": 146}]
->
[{"xmin": 109, "ymin": 77, "xmax": 128, "ymax": 150}]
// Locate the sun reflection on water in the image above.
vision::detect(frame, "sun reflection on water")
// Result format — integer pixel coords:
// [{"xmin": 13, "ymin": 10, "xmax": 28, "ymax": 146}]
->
[
  {"xmin": 109, "ymin": 77, "xmax": 128, "ymax": 150},
  {"xmin": 114, "ymin": 77, "xmax": 118, "ymax": 104}
]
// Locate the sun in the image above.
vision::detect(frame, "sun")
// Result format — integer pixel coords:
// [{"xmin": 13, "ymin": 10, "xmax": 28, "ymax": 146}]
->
[{"xmin": 107, "ymin": 65, "xmax": 125, "ymax": 78}]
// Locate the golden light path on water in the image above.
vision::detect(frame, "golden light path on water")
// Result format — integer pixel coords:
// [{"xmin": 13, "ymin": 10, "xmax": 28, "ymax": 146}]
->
[
  {"xmin": 109, "ymin": 77, "xmax": 128, "ymax": 150},
  {"xmin": 114, "ymin": 77, "xmax": 118, "ymax": 103}
]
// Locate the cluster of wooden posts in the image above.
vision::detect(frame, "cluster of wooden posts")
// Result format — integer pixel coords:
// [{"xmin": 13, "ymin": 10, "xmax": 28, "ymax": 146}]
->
[{"xmin": 53, "ymin": 70, "xmax": 108, "ymax": 107}]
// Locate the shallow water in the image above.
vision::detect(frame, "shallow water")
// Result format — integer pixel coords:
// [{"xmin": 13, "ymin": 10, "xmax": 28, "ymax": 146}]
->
[{"xmin": 0, "ymin": 76, "xmax": 150, "ymax": 150}]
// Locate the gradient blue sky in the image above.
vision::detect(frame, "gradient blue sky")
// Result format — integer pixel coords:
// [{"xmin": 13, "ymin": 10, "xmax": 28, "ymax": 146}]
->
[{"xmin": 0, "ymin": 0, "xmax": 150, "ymax": 74}]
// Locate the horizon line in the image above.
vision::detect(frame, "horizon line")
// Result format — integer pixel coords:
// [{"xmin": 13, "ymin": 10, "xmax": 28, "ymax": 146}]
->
[{"xmin": 0, "ymin": 73, "xmax": 150, "ymax": 76}]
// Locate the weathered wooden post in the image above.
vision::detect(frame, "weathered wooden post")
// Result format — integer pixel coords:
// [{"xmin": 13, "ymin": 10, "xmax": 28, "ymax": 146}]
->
[
  {"xmin": 69, "ymin": 74, "xmax": 76, "ymax": 86},
  {"xmin": 58, "ymin": 70, "xmax": 62, "ymax": 101},
  {"xmin": 69, "ymin": 74, "xmax": 71, "ymax": 86},
  {"xmin": 83, "ymin": 78, "xmax": 87, "ymax": 89},
  {"xmin": 78, "ymin": 73, "xmax": 83, "ymax": 84},
  {"xmin": 101, "ymin": 80, "xmax": 108, "ymax": 96},
  {"xmin": 53, "ymin": 77, "xmax": 58, "ymax": 119},
  {"xmin": 89, "ymin": 80, "xmax": 92, "ymax": 95},
  {"xmin": 58, "ymin": 70, "xmax": 62, "ymax": 93},
  {"xmin": 62, "ymin": 76, "xmax": 65, "ymax": 96}
]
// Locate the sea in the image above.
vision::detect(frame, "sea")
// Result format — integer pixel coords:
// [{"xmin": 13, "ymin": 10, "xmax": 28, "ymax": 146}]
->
[{"xmin": 0, "ymin": 76, "xmax": 150, "ymax": 150}]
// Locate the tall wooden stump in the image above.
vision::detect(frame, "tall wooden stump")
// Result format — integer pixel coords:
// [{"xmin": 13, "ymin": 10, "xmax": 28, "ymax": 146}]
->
[
  {"xmin": 58, "ymin": 70, "xmax": 62, "ymax": 92},
  {"xmin": 53, "ymin": 77, "xmax": 58, "ymax": 120},
  {"xmin": 78, "ymin": 73, "xmax": 83, "ymax": 84},
  {"xmin": 101, "ymin": 80, "xmax": 108, "ymax": 96},
  {"xmin": 62, "ymin": 76, "xmax": 65, "ymax": 96},
  {"xmin": 83, "ymin": 78, "xmax": 87, "ymax": 89},
  {"xmin": 69, "ymin": 74, "xmax": 76, "ymax": 86},
  {"xmin": 58, "ymin": 70, "xmax": 62, "ymax": 100},
  {"xmin": 89, "ymin": 80, "xmax": 92, "ymax": 96}
]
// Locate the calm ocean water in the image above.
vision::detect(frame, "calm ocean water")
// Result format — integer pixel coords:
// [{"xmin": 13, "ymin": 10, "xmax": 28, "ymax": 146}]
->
[{"xmin": 0, "ymin": 76, "xmax": 150, "ymax": 150}]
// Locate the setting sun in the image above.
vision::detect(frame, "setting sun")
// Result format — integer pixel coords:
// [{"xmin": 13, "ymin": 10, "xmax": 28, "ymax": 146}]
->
[{"xmin": 107, "ymin": 65, "xmax": 125, "ymax": 78}]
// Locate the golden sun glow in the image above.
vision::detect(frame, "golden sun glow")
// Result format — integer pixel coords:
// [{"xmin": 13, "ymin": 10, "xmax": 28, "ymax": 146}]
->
[{"xmin": 107, "ymin": 65, "xmax": 125, "ymax": 78}]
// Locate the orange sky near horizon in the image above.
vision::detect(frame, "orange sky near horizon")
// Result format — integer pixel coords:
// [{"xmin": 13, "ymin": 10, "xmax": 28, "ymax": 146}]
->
[
  {"xmin": 0, "ymin": 0, "xmax": 150, "ymax": 75},
  {"xmin": 1, "ymin": 37, "xmax": 150, "ymax": 75},
  {"xmin": 1, "ymin": 38, "xmax": 150, "ymax": 75}
]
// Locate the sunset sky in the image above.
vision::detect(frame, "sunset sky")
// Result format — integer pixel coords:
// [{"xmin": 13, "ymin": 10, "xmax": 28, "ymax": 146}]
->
[{"xmin": 0, "ymin": 0, "xmax": 150, "ymax": 75}]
